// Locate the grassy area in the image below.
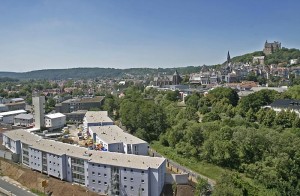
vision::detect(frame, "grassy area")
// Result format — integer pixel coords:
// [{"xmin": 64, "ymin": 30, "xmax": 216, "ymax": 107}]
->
[
  {"xmin": 151, "ymin": 141, "xmax": 226, "ymax": 181},
  {"xmin": 30, "ymin": 189, "xmax": 46, "ymax": 196}
]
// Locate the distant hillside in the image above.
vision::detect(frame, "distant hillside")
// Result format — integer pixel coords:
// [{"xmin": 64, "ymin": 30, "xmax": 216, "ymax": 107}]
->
[
  {"xmin": 230, "ymin": 48, "xmax": 300, "ymax": 65},
  {"xmin": 0, "ymin": 66, "xmax": 201, "ymax": 80},
  {"xmin": 231, "ymin": 51, "xmax": 265, "ymax": 63},
  {"xmin": 265, "ymin": 48, "xmax": 300, "ymax": 65},
  {"xmin": 1, "ymin": 47, "xmax": 299, "ymax": 80}
]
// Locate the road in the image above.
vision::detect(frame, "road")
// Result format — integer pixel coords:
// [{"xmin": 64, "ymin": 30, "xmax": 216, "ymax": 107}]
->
[{"xmin": 0, "ymin": 178, "xmax": 36, "ymax": 196}]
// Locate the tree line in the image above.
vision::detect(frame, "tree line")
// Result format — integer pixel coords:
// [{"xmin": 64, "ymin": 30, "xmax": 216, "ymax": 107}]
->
[{"xmin": 103, "ymin": 85, "xmax": 300, "ymax": 196}]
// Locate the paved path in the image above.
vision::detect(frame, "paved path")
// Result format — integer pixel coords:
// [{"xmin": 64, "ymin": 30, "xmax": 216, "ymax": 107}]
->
[
  {"xmin": 149, "ymin": 148, "xmax": 216, "ymax": 186},
  {"xmin": 0, "ymin": 177, "xmax": 36, "ymax": 196}
]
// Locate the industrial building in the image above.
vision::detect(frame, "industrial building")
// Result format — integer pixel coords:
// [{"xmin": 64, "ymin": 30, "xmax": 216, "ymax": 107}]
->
[
  {"xmin": 14, "ymin": 113, "xmax": 34, "ymax": 127},
  {"xmin": 0, "ymin": 110, "xmax": 27, "ymax": 124}
]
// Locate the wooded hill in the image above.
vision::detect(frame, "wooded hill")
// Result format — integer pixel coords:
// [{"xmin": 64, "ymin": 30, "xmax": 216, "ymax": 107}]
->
[
  {"xmin": 0, "ymin": 66, "xmax": 199, "ymax": 80},
  {"xmin": 231, "ymin": 48, "xmax": 300, "ymax": 65},
  {"xmin": 0, "ymin": 47, "xmax": 299, "ymax": 80}
]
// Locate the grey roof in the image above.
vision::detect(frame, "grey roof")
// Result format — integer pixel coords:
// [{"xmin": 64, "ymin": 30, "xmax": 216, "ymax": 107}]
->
[
  {"xmin": 4, "ymin": 129, "xmax": 164, "ymax": 170},
  {"xmin": 14, "ymin": 113, "xmax": 33, "ymax": 120},
  {"xmin": 90, "ymin": 125, "xmax": 147, "ymax": 145},
  {"xmin": 85, "ymin": 111, "xmax": 113, "ymax": 123},
  {"xmin": 270, "ymin": 99, "xmax": 300, "ymax": 110},
  {"xmin": 0, "ymin": 110, "xmax": 27, "ymax": 117}
]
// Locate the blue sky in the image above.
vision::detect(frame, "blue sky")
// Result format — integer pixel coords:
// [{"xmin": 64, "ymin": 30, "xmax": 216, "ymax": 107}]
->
[{"xmin": 0, "ymin": 0, "xmax": 299, "ymax": 72}]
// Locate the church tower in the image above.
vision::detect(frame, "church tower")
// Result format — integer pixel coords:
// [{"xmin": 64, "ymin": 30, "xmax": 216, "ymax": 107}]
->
[
  {"xmin": 227, "ymin": 51, "xmax": 231, "ymax": 65},
  {"xmin": 172, "ymin": 70, "xmax": 182, "ymax": 85}
]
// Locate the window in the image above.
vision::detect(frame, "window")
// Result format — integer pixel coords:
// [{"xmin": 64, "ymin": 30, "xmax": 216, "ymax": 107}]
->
[
  {"xmin": 142, "ymin": 171, "xmax": 144, "ymax": 174},
  {"xmin": 98, "ymin": 164, "xmax": 100, "ymax": 167},
  {"xmin": 92, "ymin": 180, "xmax": 95, "ymax": 184},
  {"xmin": 124, "ymin": 185, "xmax": 127, "ymax": 188},
  {"xmin": 131, "ymin": 186, "xmax": 133, "ymax": 191},
  {"xmin": 104, "ymin": 174, "xmax": 107, "ymax": 177},
  {"xmin": 104, "ymin": 165, "xmax": 106, "ymax": 168},
  {"xmin": 49, "ymin": 161, "xmax": 51, "ymax": 163},
  {"xmin": 130, "ymin": 178, "xmax": 133, "ymax": 182},
  {"xmin": 124, "ymin": 177, "xmax": 127, "ymax": 181},
  {"xmin": 92, "ymin": 163, "xmax": 94, "ymax": 166},
  {"xmin": 130, "ymin": 169, "xmax": 133, "ymax": 172},
  {"xmin": 141, "ymin": 179, "xmax": 144, "ymax": 183},
  {"xmin": 124, "ymin": 168, "xmax": 127, "ymax": 171},
  {"xmin": 98, "ymin": 173, "xmax": 101, "ymax": 176},
  {"xmin": 98, "ymin": 181, "xmax": 101, "ymax": 184},
  {"xmin": 104, "ymin": 182, "xmax": 107, "ymax": 186},
  {"xmin": 142, "ymin": 188, "xmax": 144, "ymax": 192},
  {"xmin": 92, "ymin": 172, "xmax": 95, "ymax": 175}
]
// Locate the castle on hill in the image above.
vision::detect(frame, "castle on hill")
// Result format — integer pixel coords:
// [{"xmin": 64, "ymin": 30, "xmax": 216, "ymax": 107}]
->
[{"xmin": 263, "ymin": 40, "xmax": 281, "ymax": 55}]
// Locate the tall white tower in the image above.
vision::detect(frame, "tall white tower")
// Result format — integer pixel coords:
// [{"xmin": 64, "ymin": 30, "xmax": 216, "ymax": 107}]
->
[{"xmin": 32, "ymin": 95, "xmax": 45, "ymax": 129}]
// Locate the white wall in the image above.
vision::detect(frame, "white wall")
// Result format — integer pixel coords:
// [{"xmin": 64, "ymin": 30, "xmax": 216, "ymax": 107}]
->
[{"xmin": 28, "ymin": 147, "xmax": 42, "ymax": 171}]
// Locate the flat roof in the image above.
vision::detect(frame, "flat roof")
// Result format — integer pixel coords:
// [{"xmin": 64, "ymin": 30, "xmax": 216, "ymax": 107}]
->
[
  {"xmin": 5, "ymin": 102, "xmax": 25, "ymax": 106},
  {"xmin": 45, "ymin": 113, "xmax": 65, "ymax": 119},
  {"xmin": 3, "ymin": 129, "xmax": 164, "ymax": 170},
  {"xmin": 71, "ymin": 110, "xmax": 88, "ymax": 114},
  {"xmin": 14, "ymin": 113, "xmax": 33, "ymax": 120},
  {"xmin": 0, "ymin": 110, "xmax": 27, "ymax": 117},
  {"xmin": 85, "ymin": 111, "xmax": 113, "ymax": 123},
  {"xmin": 90, "ymin": 125, "xmax": 147, "ymax": 145},
  {"xmin": 62, "ymin": 96, "xmax": 104, "ymax": 104}
]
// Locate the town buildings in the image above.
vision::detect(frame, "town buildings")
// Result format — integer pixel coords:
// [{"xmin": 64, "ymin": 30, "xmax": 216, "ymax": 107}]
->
[
  {"xmin": 55, "ymin": 96, "xmax": 104, "ymax": 114},
  {"xmin": 3, "ymin": 129, "xmax": 166, "ymax": 196}
]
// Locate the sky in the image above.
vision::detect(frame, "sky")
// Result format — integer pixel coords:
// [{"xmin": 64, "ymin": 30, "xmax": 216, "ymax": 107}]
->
[{"xmin": 0, "ymin": 0, "xmax": 299, "ymax": 72}]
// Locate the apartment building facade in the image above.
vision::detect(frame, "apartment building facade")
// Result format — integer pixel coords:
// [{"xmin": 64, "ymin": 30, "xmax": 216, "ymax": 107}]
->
[{"xmin": 3, "ymin": 129, "xmax": 166, "ymax": 196}]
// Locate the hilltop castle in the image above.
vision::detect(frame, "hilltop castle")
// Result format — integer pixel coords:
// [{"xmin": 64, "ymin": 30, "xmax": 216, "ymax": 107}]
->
[{"xmin": 263, "ymin": 40, "xmax": 281, "ymax": 55}]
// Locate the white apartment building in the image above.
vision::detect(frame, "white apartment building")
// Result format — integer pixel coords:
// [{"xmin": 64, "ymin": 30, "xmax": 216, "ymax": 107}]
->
[
  {"xmin": 45, "ymin": 113, "xmax": 66, "ymax": 131},
  {"xmin": 89, "ymin": 125, "xmax": 149, "ymax": 156},
  {"xmin": 3, "ymin": 129, "xmax": 166, "ymax": 196},
  {"xmin": 83, "ymin": 111, "xmax": 114, "ymax": 132}
]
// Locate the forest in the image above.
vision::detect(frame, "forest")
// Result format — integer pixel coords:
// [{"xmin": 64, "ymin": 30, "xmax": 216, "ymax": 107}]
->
[
  {"xmin": 0, "ymin": 66, "xmax": 199, "ymax": 80},
  {"xmin": 103, "ymin": 85, "xmax": 300, "ymax": 196}
]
